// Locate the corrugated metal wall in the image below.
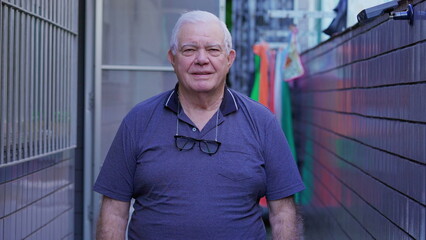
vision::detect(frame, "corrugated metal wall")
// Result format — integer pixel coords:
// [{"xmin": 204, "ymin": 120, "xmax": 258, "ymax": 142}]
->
[{"xmin": 293, "ymin": 1, "xmax": 426, "ymax": 239}]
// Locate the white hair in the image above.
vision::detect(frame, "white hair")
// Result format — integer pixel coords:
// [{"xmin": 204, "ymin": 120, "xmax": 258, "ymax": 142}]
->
[{"xmin": 169, "ymin": 10, "xmax": 233, "ymax": 55}]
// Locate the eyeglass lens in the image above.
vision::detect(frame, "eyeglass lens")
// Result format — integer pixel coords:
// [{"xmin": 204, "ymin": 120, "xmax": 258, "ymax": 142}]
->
[{"xmin": 175, "ymin": 136, "xmax": 221, "ymax": 155}]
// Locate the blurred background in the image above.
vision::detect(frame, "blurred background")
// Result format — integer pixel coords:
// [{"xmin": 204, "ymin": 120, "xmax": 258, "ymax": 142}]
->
[{"xmin": 1, "ymin": 0, "xmax": 425, "ymax": 239}]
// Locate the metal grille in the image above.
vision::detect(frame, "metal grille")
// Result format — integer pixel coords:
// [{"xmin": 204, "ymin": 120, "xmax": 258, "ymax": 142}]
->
[{"xmin": 0, "ymin": 0, "xmax": 78, "ymax": 165}]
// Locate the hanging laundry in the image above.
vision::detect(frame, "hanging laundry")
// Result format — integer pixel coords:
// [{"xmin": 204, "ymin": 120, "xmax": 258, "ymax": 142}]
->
[
  {"xmin": 283, "ymin": 26, "xmax": 305, "ymax": 82},
  {"xmin": 268, "ymin": 49, "xmax": 276, "ymax": 113},
  {"xmin": 249, "ymin": 31, "xmax": 303, "ymax": 204},
  {"xmin": 274, "ymin": 47, "xmax": 297, "ymax": 160},
  {"xmin": 251, "ymin": 43, "xmax": 270, "ymax": 108},
  {"xmin": 250, "ymin": 54, "xmax": 261, "ymax": 102},
  {"xmin": 274, "ymin": 47, "xmax": 289, "ymax": 126}
]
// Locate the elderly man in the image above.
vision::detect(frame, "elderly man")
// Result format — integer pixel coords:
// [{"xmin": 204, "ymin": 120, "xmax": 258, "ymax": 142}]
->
[{"xmin": 94, "ymin": 10, "xmax": 305, "ymax": 240}]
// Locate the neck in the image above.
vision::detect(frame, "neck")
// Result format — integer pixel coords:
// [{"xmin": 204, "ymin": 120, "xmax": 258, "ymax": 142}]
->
[
  {"xmin": 178, "ymin": 87, "xmax": 224, "ymax": 111},
  {"xmin": 178, "ymin": 87, "xmax": 224, "ymax": 130}
]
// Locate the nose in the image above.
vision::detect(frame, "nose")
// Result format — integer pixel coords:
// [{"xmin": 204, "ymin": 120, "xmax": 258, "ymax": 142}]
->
[{"xmin": 194, "ymin": 49, "xmax": 209, "ymax": 65}]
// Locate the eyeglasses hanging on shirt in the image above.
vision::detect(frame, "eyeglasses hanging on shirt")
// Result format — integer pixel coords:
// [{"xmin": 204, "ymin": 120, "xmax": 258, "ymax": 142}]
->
[{"xmin": 174, "ymin": 105, "xmax": 221, "ymax": 156}]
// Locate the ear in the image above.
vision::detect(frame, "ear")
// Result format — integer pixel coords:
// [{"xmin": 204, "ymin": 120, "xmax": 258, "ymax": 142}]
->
[
  {"xmin": 167, "ymin": 50, "xmax": 175, "ymax": 67},
  {"xmin": 227, "ymin": 49, "xmax": 236, "ymax": 68}
]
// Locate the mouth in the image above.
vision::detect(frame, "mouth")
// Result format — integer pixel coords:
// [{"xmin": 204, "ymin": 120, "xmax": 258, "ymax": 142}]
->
[
  {"xmin": 190, "ymin": 72, "xmax": 214, "ymax": 80},
  {"xmin": 191, "ymin": 72, "xmax": 213, "ymax": 75}
]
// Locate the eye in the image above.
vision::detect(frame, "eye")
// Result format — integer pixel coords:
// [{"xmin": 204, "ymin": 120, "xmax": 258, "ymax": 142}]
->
[
  {"xmin": 181, "ymin": 48, "xmax": 196, "ymax": 56},
  {"xmin": 208, "ymin": 48, "xmax": 221, "ymax": 56}
]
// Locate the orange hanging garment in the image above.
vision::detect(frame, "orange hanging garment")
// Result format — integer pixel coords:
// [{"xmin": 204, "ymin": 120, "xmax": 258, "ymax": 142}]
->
[{"xmin": 252, "ymin": 43, "xmax": 269, "ymax": 107}]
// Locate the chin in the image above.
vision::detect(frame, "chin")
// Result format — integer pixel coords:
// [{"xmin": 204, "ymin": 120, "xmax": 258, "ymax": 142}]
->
[
  {"xmin": 192, "ymin": 87, "xmax": 215, "ymax": 94},
  {"xmin": 190, "ymin": 83, "xmax": 217, "ymax": 93}
]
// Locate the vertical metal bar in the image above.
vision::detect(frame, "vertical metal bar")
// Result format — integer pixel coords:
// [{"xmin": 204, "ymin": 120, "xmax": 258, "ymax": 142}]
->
[
  {"xmin": 52, "ymin": 23, "xmax": 57, "ymax": 150},
  {"xmin": 64, "ymin": 31, "xmax": 68, "ymax": 147},
  {"xmin": 48, "ymin": 0, "xmax": 51, "ymax": 21},
  {"xmin": 47, "ymin": 21, "xmax": 52, "ymax": 152},
  {"xmin": 66, "ymin": 0, "xmax": 69, "ymax": 29},
  {"xmin": 53, "ymin": 0, "xmax": 56, "ymax": 23},
  {"xmin": 35, "ymin": 0, "xmax": 40, "ymax": 157},
  {"xmin": 24, "ymin": 11, "xmax": 30, "ymax": 159},
  {"xmin": 84, "ymin": 0, "xmax": 96, "ymax": 236},
  {"xmin": 45, "ymin": 10, "xmax": 50, "ymax": 154},
  {"xmin": 19, "ymin": 7, "xmax": 25, "ymax": 160},
  {"xmin": 7, "ymin": 7, "xmax": 15, "ymax": 163},
  {"xmin": 92, "ymin": 0, "xmax": 104, "ymax": 235},
  {"xmin": 13, "ymin": 5, "xmax": 19, "ymax": 162},
  {"xmin": 66, "ymin": 30, "xmax": 71, "ymax": 147},
  {"xmin": 70, "ymin": 0, "xmax": 74, "ymax": 143},
  {"xmin": 39, "ymin": 0, "xmax": 44, "ymax": 154},
  {"xmin": 52, "ymin": 22, "xmax": 56, "ymax": 152},
  {"xmin": 57, "ymin": 25, "xmax": 61, "ymax": 149},
  {"xmin": 0, "ymin": 4, "xmax": 8, "ymax": 165},
  {"xmin": 60, "ymin": 0, "xmax": 63, "ymax": 27},
  {"xmin": 94, "ymin": 0, "xmax": 103, "ymax": 174},
  {"xmin": 62, "ymin": 2, "xmax": 67, "ymax": 150},
  {"xmin": 94, "ymin": 0, "xmax": 103, "ymax": 157},
  {"xmin": 13, "ymin": 6, "xmax": 20, "ymax": 162},
  {"xmin": 42, "ymin": 16, "xmax": 48, "ymax": 154},
  {"xmin": 38, "ymin": 0, "xmax": 43, "ymax": 156},
  {"xmin": 39, "ymin": 16, "xmax": 44, "ymax": 155},
  {"xmin": 50, "ymin": 22, "xmax": 54, "ymax": 152},
  {"xmin": 35, "ymin": 0, "xmax": 39, "ymax": 16},
  {"xmin": 41, "ymin": 0, "xmax": 44, "ymax": 18},
  {"xmin": 59, "ymin": 24, "xmax": 64, "ymax": 149},
  {"xmin": 15, "ymin": 7, "xmax": 25, "ymax": 160},
  {"xmin": 53, "ymin": 0, "xmax": 58, "ymax": 149},
  {"xmin": 52, "ymin": 22, "xmax": 57, "ymax": 151},
  {"xmin": 56, "ymin": 25, "xmax": 61, "ymax": 151},
  {"xmin": 70, "ymin": 0, "xmax": 77, "ymax": 146},
  {"xmin": 32, "ymin": 0, "xmax": 36, "ymax": 157},
  {"xmin": 29, "ymin": 10, "xmax": 34, "ymax": 157},
  {"xmin": 0, "ymin": 2, "xmax": 2, "ymax": 164},
  {"xmin": 35, "ymin": 16, "xmax": 41, "ymax": 156}
]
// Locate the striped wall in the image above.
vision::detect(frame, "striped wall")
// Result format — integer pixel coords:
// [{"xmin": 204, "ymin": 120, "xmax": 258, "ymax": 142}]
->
[
  {"xmin": 0, "ymin": 151, "xmax": 74, "ymax": 239},
  {"xmin": 293, "ymin": 1, "xmax": 425, "ymax": 239}
]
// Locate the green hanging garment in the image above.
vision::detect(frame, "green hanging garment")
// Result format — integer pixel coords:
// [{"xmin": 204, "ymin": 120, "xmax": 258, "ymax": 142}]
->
[{"xmin": 250, "ymin": 53, "xmax": 261, "ymax": 101}]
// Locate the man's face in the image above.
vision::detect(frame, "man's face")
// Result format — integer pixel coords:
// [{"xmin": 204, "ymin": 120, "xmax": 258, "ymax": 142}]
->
[{"xmin": 168, "ymin": 21, "xmax": 235, "ymax": 95}]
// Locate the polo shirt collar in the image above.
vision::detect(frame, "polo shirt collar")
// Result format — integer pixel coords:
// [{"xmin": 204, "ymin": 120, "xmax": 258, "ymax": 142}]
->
[{"xmin": 164, "ymin": 84, "xmax": 239, "ymax": 116}]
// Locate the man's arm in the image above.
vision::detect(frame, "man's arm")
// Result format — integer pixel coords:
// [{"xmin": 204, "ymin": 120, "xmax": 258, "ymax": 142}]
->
[
  {"xmin": 267, "ymin": 195, "xmax": 302, "ymax": 240},
  {"xmin": 96, "ymin": 196, "xmax": 130, "ymax": 240}
]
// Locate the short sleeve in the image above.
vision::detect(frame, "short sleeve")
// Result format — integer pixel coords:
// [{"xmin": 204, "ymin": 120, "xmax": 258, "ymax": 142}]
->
[
  {"xmin": 263, "ymin": 117, "xmax": 305, "ymax": 200},
  {"xmin": 93, "ymin": 119, "xmax": 137, "ymax": 202}
]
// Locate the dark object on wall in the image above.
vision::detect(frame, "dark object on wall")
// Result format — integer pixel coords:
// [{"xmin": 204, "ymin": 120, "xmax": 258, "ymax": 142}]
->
[
  {"xmin": 323, "ymin": 0, "xmax": 347, "ymax": 36},
  {"xmin": 390, "ymin": 3, "xmax": 414, "ymax": 25},
  {"xmin": 390, "ymin": 4, "xmax": 426, "ymax": 26},
  {"xmin": 357, "ymin": 0, "xmax": 399, "ymax": 24}
]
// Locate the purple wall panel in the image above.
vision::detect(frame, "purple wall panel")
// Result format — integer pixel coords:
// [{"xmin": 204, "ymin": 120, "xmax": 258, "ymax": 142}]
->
[
  {"xmin": 294, "ymin": 1, "xmax": 426, "ymax": 239},
  {"xmin": 0, "ymin": 151, "xmax": 75, "ymax": 240}
]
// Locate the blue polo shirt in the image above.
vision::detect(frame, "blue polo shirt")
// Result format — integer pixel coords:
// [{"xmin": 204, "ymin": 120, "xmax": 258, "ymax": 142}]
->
[{"xmin": 94, "ymin": 87, "xmax": 305, "ymax": 240}]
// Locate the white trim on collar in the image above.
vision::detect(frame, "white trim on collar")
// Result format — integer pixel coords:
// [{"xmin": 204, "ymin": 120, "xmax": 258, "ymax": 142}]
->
[{"xmin": 227, "ymin": 88, "xmax": 239, "ymax": 111}]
